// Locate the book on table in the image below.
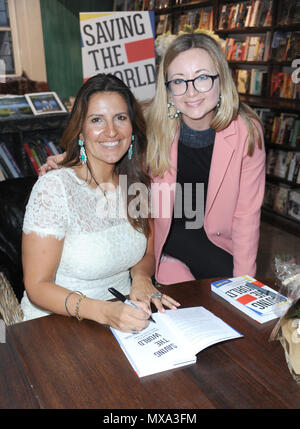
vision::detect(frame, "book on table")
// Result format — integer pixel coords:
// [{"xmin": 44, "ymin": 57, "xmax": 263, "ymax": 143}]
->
[
  {"xmin": 211, "ymin": 275, "xmax": 289, "ymax": 324},
  {"xmin": 111, "ymin": 306, "xmax": 242, "ymax": 378}
]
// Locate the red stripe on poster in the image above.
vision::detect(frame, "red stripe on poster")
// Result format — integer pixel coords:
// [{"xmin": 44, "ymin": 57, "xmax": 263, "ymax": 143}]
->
[{"xmin": 125, "ymin": 38, "xmax": 155, "ymax": 63}]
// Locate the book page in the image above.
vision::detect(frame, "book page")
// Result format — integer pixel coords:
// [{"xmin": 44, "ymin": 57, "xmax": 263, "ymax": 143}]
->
[
  {"xmin": 111, "ymin": 314, "xmax": 196, "ymax": 378},
  {"xmin": 158, "ymin": 307, "xmax": 242, "ymax": 356}
]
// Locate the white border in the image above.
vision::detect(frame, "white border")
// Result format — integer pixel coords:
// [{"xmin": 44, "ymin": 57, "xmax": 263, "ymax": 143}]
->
[{"xmin": 25, "ymin": 91, "xmax": 67, "ymax": 115}]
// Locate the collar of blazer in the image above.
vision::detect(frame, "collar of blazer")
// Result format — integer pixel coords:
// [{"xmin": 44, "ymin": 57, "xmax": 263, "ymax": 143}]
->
[{"xmin": 152, "ymin": 118, "xmax": 240, "ymax": 216}]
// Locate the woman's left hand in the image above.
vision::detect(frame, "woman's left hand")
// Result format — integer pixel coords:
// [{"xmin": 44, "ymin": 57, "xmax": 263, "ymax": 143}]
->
[{"xmin": 130, "ymin": 275, "xmax": 180, "ymax": 313}]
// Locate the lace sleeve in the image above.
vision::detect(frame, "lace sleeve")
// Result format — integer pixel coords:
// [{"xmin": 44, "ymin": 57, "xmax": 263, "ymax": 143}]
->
[{"xmin": 23, "ymin": 172, "xmax": 69, "ymax": 240}]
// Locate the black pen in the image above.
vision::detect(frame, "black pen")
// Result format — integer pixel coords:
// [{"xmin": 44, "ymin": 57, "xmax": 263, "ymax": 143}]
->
[{"xmin": 108, "ymin": 287, "xmax": 156, "ymax": 323}]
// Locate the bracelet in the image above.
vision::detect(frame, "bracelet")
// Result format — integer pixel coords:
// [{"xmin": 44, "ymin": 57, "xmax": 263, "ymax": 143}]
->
[
  {"xmin": 64, "ymin": 291, "xmax": 85, "ymax": 320},
  {"xmin": 74, "ymin": 293, "xmax": 86, "ymax": 321}
]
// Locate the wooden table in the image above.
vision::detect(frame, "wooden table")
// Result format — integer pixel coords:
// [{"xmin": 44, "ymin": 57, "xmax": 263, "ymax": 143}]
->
[{"xmin": 1, "ymin": 278, "xmax": 300, "ymax": 410}]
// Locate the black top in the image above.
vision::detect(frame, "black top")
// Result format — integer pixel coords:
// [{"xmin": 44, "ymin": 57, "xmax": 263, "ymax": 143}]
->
[{"xmin": 163, "ymin": 121, "xmax": 233, "ymax": 279}]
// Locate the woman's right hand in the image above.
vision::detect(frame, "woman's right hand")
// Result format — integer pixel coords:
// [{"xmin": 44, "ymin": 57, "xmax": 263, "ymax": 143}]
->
[
  {"xmin": 39, "ymin": 152, "xmax": 66, "ymax": 176},
  {"xmin": 99, "ymin": 300, "xmax": 151, "ymax": 333}
]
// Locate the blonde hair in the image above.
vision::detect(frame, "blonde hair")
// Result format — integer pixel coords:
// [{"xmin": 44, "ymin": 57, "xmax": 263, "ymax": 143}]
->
[{"xmin": 145, "ymin": 33, "xmax": 262, "ymax": 176}]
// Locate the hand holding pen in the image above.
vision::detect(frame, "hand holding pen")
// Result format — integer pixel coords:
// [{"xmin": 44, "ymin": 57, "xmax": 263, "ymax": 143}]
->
[{"xmin": 108, "ymin": 288, "xmax": 156, "ymax": 331}]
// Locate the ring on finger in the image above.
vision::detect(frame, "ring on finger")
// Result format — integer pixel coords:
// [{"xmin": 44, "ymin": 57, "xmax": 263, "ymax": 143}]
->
[{"xmin": 151, "ymin": 291, "xmax": 163, "ymax": 301}]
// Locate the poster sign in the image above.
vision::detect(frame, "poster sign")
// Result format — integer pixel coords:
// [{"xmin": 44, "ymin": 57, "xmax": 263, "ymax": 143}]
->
[{"xmin": 80, "ymin": 11, "xmax": 156, "ymax": 101}]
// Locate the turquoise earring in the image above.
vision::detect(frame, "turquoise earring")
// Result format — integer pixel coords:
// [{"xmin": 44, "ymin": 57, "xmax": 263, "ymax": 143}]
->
[
  {"xmin": 128, "ymin": 135, "xmax": 134, "ymax": 160},
  {"xmin": 78, "ymin": 138, "xmax": 87, "ymax": 164}
]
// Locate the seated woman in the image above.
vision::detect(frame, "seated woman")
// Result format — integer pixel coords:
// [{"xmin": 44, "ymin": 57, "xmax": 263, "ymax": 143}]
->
[{"xmin": 21, "ymin": 73, "xmax": 179, "ymax": 331}]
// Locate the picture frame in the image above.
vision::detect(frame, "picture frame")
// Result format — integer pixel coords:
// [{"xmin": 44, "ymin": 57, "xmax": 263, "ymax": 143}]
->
[
  {"xmin": 0, "ymin": 95, "xmax": 33, "ymax": 118},
  {"xmin": 25, "ymin": 91, "xmax": 67, "ymax": 115}
]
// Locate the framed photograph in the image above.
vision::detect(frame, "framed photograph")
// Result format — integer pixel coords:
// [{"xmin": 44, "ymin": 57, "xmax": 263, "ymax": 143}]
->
[
  {"xmin": 25, "ymin": 91, "xmax": 67, "ymax": 115},
  {"xmin": 0, "ymin": 95, "xmax": 33, "ymax": 118}
]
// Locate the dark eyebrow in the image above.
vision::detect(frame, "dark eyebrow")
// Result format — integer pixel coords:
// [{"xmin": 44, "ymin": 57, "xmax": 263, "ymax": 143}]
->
[
  {"xmin": 87, "ymin": 111, "xmax": 129, "ymax": 119},
  {"xmin": 168, "ymin": 69, "xmax": 211, "ymax": 80}
]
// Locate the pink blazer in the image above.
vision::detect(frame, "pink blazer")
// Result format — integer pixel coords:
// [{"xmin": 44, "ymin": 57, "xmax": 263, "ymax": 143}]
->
[{"xmin": 152, "ymin": 115, "xmax": 266, "ymax": 284}]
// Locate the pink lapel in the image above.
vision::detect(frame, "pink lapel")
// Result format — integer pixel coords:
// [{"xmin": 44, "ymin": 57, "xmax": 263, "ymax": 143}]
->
[{"xmin": 205, "ymin": 121, "xmax": 237, "ymax": 216}]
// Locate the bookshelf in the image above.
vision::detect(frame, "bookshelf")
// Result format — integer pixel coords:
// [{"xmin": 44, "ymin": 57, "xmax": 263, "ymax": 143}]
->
[
  {"xmin": 214, "ymin": 0, "xmax": 300, "ymax": 233},
  {"xmin": 0, "ymin": 113, "xmax": 68, "ymax": 180},
  {"xmin": 148, "ymin": 0, "xmax": 300, "ymax": 232}
]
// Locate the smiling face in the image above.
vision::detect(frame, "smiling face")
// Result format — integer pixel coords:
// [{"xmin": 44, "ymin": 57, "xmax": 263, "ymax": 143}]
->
[
  {"xmin": 79, "ymin": 91, "xmax": 133, "ymax": 170},
  {"xmin": 167, "ymin": 48, "xmax": 220, "ymax": 130}
]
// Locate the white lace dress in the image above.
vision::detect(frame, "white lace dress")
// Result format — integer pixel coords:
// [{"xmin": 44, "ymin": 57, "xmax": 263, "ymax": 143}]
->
[{"xmin": 21, "ymin": 168, "xmax": 147, "ymax": 321}]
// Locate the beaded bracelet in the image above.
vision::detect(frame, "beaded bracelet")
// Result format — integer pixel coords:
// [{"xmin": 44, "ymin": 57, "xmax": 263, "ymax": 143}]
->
[
  {"xmin": 74, "ymin": 293, "xmax": 86, "ymax": 321},
  {"xmin": 65, "ymin": 291, "xmax": 85, "ymax": 320}
]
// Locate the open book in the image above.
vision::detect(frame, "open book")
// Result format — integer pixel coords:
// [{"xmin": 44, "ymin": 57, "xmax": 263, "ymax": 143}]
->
[{"xmin": 111, "ymin": 306, "xmax": 242, "ymax": 378}]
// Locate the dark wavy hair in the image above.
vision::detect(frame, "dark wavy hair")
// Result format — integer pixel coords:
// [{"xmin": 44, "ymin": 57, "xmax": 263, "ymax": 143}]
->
[{"xmin": 60, "ymin": 73, "xmax": 151, "ymax": 237}]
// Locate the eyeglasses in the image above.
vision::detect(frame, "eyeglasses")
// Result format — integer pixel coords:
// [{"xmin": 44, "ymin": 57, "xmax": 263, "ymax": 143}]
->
[{"xmin": 165, "ymin": 74, "xmax": 219, "ymax": 96}]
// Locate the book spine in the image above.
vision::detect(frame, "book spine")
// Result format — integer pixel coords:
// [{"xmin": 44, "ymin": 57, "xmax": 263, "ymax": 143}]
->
[
  {"xmin": 30, "ymin": 147, "xmax": 42, "ymax": 168},
  {"xmin": 0, "ymin": 154, "xmax": 13, "ymax": 179},
  {"xmin": 43, "ymin": 137, "xmax": 56, "ymax": 155},
  {"xmin": 0, "ymin": 142, "xmax": 23, "ymax": 177},
  {"xmin": 24, "ymin": 143, "xmax": 39, "ymax": 175},
  {"xmin": 0, "ymin": 144, "xmax": 19, "ymax": 178}
]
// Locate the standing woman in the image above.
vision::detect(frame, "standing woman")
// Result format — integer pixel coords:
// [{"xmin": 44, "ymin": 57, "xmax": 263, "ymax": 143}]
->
[
  {"xmin": 145, "ymin": 33, "xmax": 265, "ymax": 285},
  {"xmin": 21, "ymin": 73, "xmax": 178, "ymax": 328}
]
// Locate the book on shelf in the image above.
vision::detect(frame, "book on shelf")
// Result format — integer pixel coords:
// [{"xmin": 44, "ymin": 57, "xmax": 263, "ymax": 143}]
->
[
  {"xmin": 24, "ymin": 142, "xmax": 40, "ymax": 175},
  {"xmin": 277, "ymin": 0, "xmax": 300, "ymax": 26},
  {"xmin": 270, "ymin": 72, "xmax": 284, "ymax": 97},
  {"xmin": 218, "ymin": 0, "xmax": 272, "ymax": 29},
  {"xmin": 237, "ymin": 69, "xmax": 251, "ymax": 93},
  {"xmin": 273, "ymin": 183, "xmax": 291, "ymax": 214},
  {"xmin": 249, "ymin": 69, "xmax": 267, "ymax": 95},
  {"xmin": 286, "ymin": 152, "xmax": 297, "ymax": 181},
  {"xmin": 254, "ymin": 108, "xmax": 275, "ymax": 141},
  {"xmin": 266, "ymin": 148, "xmax": 277, "ymax": 174},
  {"xmin": 197, "ymin": 7, "xmax": 213, "ymax": 31},
  {"xmin": 288, "ymin": 189, "xmax": 300, "ymax": 221},
  {"xmin": 273, "ymin": 150, "xmax": 291, "ymax": 178},
  {"xmin": 249, "ymin": 0, "xmax": 262, "ymax": 27},
  {"xmin": 271, "ymin": 72, "xmax": 298, "ymax": 99},
  {"xmin": 276, "ymin": 114, "xmax": 298, "ymax": 145},
  {"xmin": 225, "ymin": 33, "xmax": 271, "ymax": 62},
  {"xmin": 263, "ymin": 181, "xmax": 277, "ymax": 208},
  {"xmin": 211, "ymin": 275, "xmax": 289, "ymax": 324},
  {"xmin": 271, "ymin": 31, "xmax": 292, "ymax": 62},
  {"xmin": 290, "ymin": 119, "xmax": 300, "ymax": 147},
  {"xmin": 0, "ymin": 153, "xmax": 14, "ymax": 179},
  {"xmin": 0, "ymin": 142, "xmax": 23, "ymax": 178},
  {"xmin": 111, "ymin": 306, "xmax": 242, "ymax": 377},
  {"xmin": 155, "ymin": 14, "xmax": 170, "ymax": 35},
  {"xmin": 248, "ymin": 0, "xmax": 273, "ymax": 27},
  {"xmin": 0, "ymin": 166, "xmax": 5, "ymax": 182}
]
